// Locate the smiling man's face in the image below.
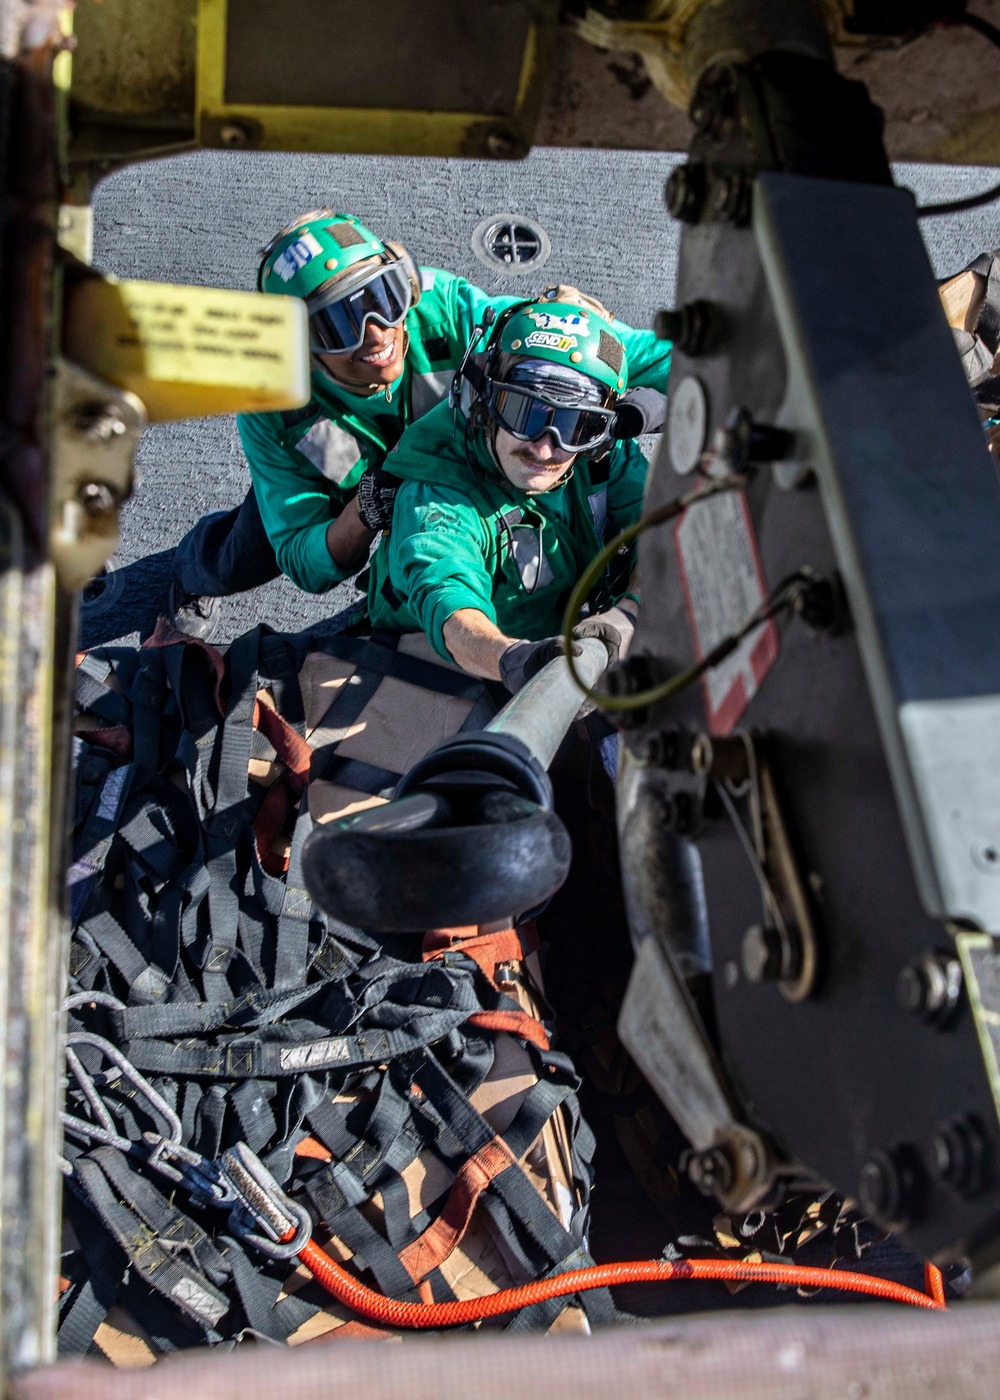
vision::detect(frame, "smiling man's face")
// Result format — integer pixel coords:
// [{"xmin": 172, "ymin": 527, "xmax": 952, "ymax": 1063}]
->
[
  {"xmin": 318, "ymin": 319, "xmax": 405, "ymax": 391},
  {"xmin": 314, "ymin": 255, "xmax": 407, "ymax": 392},
  {"xmin": 494, "ymin": 427, "xmax": 578, "ymax": 494}
]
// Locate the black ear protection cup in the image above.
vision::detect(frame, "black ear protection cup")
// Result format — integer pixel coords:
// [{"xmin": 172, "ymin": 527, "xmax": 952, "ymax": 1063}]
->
[
  {"xmin": 612, "ymin": 402, "xmax": 645, "ymax": 440},
  {"xmin": 383, "ymin": 241, "xmax": 422, "ymax": 309}
]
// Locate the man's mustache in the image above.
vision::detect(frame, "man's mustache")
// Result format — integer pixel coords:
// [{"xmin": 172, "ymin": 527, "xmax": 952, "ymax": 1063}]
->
[{"xmin": 513, "ymin": 449, "xmax": 569, "ymax": 467}]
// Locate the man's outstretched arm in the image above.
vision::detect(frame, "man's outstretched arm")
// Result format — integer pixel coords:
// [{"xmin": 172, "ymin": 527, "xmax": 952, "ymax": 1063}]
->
[
  {"xmin": 441, "ymin": 608, "xmax": 514, "ymax": 681},
  {"xmin": 326, "ymin": 498, "xmax": 376, "ymax": 572}
]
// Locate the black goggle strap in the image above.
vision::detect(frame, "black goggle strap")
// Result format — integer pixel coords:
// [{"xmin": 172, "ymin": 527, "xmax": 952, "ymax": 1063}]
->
[{"xmin": 449, "ymin": 307, "xmax": 498, "ymax": 412}]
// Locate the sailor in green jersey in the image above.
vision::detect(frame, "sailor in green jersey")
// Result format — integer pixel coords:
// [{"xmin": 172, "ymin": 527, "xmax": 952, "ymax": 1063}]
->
[
  {"xmin": 168, "ymin": 209, "xmax": 672, "ymax": 641},
  {"xmin": 367, "ymin": 299, "xmax": 649, "ymax": 692}
]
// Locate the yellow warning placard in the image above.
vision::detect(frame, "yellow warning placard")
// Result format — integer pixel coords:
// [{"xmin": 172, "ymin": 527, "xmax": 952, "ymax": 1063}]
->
[
  {"xmin": 956, "ymin": 931, "xmax": 1000, "ymax": 1130},
  {"xmin": 63, "ymin": 278, "xmax": 310, "ymax": 422}
]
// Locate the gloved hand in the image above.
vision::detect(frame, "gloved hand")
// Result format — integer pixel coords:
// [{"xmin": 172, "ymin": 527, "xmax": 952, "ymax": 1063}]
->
[
  {"xmin": 541, "ymin": 284, "xmax": 615, "ymax": 322},
  {"xmin": 355, "ymin": 465, "xmax": 401, "ymax": 533},
  {"xmin": 498, "ymin": 635, "xmax": 581, "ymax": 695},
  {"xmin": 572, "ymin": 605, "xmax": 637, "ymax": 667}
]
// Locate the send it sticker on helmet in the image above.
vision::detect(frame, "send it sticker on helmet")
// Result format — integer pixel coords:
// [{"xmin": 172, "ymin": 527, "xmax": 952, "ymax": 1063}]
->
[
  {"xmin": 525, "ymin": 330, "xmax": 578, "ymax": 352},
  {"xmin": 527, "ymin": 310, "xmax": 590, "ymax": 336},
  {"xmin": 273, "ymin": 232, "xmax": 323, "ymax": 282}
]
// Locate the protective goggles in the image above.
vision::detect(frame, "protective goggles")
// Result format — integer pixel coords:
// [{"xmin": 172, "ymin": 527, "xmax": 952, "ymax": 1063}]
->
[
  {"xmin": 487, "ymin": 382, "xmax": 616, "ymax": 453},
  {"xmin": 308, "ymin": 260, "xmax": 411, "ymax": 355}
]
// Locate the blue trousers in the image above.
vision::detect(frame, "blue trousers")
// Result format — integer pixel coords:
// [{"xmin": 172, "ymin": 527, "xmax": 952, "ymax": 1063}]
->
[{"xmin": 172, "ymin": 488, "xmax": 281, "ymax": 597}]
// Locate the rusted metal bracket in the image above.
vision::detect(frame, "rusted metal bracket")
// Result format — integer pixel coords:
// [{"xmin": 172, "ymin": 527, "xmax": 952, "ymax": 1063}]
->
[{"xmin": 49, "ymin": 359, "xmax": 146, "ymax": 591}]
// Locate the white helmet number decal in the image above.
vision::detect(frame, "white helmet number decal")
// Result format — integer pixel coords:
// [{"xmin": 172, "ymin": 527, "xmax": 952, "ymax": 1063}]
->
[{"xmin": 273, "ymin": 232, "xmax": 323, "ymax": 282}]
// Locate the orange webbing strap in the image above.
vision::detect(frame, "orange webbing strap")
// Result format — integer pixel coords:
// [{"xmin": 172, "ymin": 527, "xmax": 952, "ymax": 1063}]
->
[
  {"xmin": 423, "ymin": 923, "xmax": 549, "ymax": 1049},
  {"xmin": 251, "ymin": 696, "xmax": 313, "ymax": 873},
  {"xmin": 78, "ymin": 725, "xmax": 133, "ymax": 757},
  {"xmin": 253, "ymin": 697, "xmax": 311, "ymax": 780},
  {"xmin": 422, "ymin": 924, "xmax": 538, "ymax": 981},
  {"xmin": 397, "ymin": 1136, "xmax": 521, "ymax": 1284},
  {"xmin": 465, "ymin": 1009, "xmax": 549, "ymax": 1051},
  {"xmin": 141, "ymin": 616, "xmax": 227, "ymax": 714}
]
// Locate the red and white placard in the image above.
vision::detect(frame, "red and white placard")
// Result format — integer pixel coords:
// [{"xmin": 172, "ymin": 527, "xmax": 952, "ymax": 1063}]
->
[{"xmin": 674, "ymin": 490, "xmax": 779, "ymax": 736}]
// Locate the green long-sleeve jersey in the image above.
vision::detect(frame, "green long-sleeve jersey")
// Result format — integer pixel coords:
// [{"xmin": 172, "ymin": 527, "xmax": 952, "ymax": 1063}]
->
[
  {"xmin": 366, "ymin": 400, "xmax": 648, "ymax": 660},
  {"xmin": 236, "ymin": 271, "xmax": 671, "ymax": 594}
]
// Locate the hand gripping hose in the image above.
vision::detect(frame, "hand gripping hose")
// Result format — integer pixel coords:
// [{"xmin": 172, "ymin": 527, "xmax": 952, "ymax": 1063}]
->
[{"xmin": 291, "ymin": 1235, "xmax": 947, "ymax": 1326}]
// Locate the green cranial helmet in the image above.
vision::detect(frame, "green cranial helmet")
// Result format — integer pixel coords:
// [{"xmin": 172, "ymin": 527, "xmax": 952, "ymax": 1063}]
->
[
  {"xmin": 257, "ymin": 209, "xmax": 415, "ymax": 305},
  {"xmin": 493, "ymin": 300, "xmax": 629, "ymax": 397},
  {"xmin": 456, "ymin": 299, "xmax": 635, "ymax": 461}
]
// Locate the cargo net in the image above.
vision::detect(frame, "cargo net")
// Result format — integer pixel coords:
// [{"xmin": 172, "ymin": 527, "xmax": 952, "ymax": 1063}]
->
[{"xmin": 62, "ymin": 626, "xmax": 611, "ymax": 1359}]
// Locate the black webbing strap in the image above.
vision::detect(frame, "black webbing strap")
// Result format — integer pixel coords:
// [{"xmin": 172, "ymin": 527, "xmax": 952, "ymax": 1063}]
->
[
  {"xmin": 319, "ymin": 1197, "xmax": 424, "ymax": 1301},
  {"xmin": 274, "ymin": 792, "xmax": 314, "ymax": 990},
  {"xmin": 202, "ymin": 631, "xmax": 260, "ymax": 1001},
  {"xmin": 109, "ymin": 973, "xmax": 353, "ymax": 1040},
  {"xmin": 78, "ymin": 904, "xmax": 171, "ymax": 1005},
  {"xmin": 311, "ymin": 753, "xmax": 400, "ymax": 796},
  {"xmin": 70, "ymin": 1153, "xmax": 231, "ymax": 1332},
  {"xmin": 58, "ymin": 1190, "xmax": 129, "ymax": 1356},
  {"xmin": 92, "ymin": 1145, "xmax": 231, "ymax": 1286},
  {"xmin": 74, "ymin": 658, "xmax": 131, "ymax": 728},
  {"xmin": 122, "ymin": 1004, "xmax": 478, "ymax": 1079},
  {"xmin": 316, "ymin": 631, "xmax": 487, "ymax": 699},
  {"xmin": 69, "ymin": 762, "xmax": 134, "ymax": 925},
  {"xmin": 219, "ymin": 1236, "xmax": 322, "ymax": 1342},
  {"xmin": 411, "ymin": 1050, "xmax": 617, "ymax": 1327},
  {"xmin": 66, "ymin": 626, "xmax": 599, "ymax": 1344}
]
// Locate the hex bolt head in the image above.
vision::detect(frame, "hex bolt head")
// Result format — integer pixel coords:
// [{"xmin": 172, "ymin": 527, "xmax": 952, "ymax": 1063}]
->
[
  {"xmin": 604, "ymin": 656, "xmax": 652, "ymax": 700},
  {"xmin": 604, "ymin": 655, "xmax": 659, "ymax": 731},
  {"xmin": 77, "ymin": 481, "xmax": 120, "ymax": 516},
  {"xmin": 711, "ymin": 174, "xmax": 736, "ymax": 216},
  {"xmin": 858, "ymin": 1145, "xmax": 923, "ymax": 1227},
  {"xmin": 635, "ymin": 727, "xmax": 695, "ymax": 772},
  {"xmin": 653, "ymin": 309, "xmax": 684, "ymax": 343},
  {"xmin": 73, "ymin": 401, "xmax": 128, "ymax": 442},
  {"xmin": 897, "ymin": 964, "xmax": 927, "ymax": 1014},
  {"xmin": 792, "ymin": 575, "xmax": 846, "ymax": 636},
  {"xmin": 741, "ymin": 924, "xmax": 784, "ymax": 983},
  {"xmin": 897, "ymin": 953, "xmax": 962, "ymax": 1024},
  {"xmin": 932, "ymin": 1116, "xmax": 989, "ymax": 1198},
  {"xmin": 655, "ymin": 300, "xmax": 722, "ymax": 357},
  {"xmin": 687, "ymin": 1145, "xmax": 735, "ymax": 1197},
  {"xmin": 218, "ymin": 123, "xmax": 250, "ymax": 149},
  {"xmin": 665, "ymin": 163, "xmax": 707, "ymax": 224},
  {"xmin": 704, "ymin": 171, "xmax": 751, "ymax": 224},
  {"xmin": 485, "ymin": 130, "xmax": 517, "ymax": 157}
]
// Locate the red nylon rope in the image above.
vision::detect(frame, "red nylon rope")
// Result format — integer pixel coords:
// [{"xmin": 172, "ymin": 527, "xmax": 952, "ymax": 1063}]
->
[{"xmin": 295, "ymin": 1236, "xmax": 945, "ymax": 1329}]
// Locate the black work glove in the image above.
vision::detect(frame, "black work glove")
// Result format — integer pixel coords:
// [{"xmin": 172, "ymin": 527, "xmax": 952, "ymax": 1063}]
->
[
  {"xmin": 355, "ymin": 465, "xmax": 401, "ymax": 532},
  {"xmin": 498, "ymin": 635, "xmax": 581, "ymax": 695},
  {"xmin": 572, "ymin": 604, "xmax": 637, "ymax": 667}
]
